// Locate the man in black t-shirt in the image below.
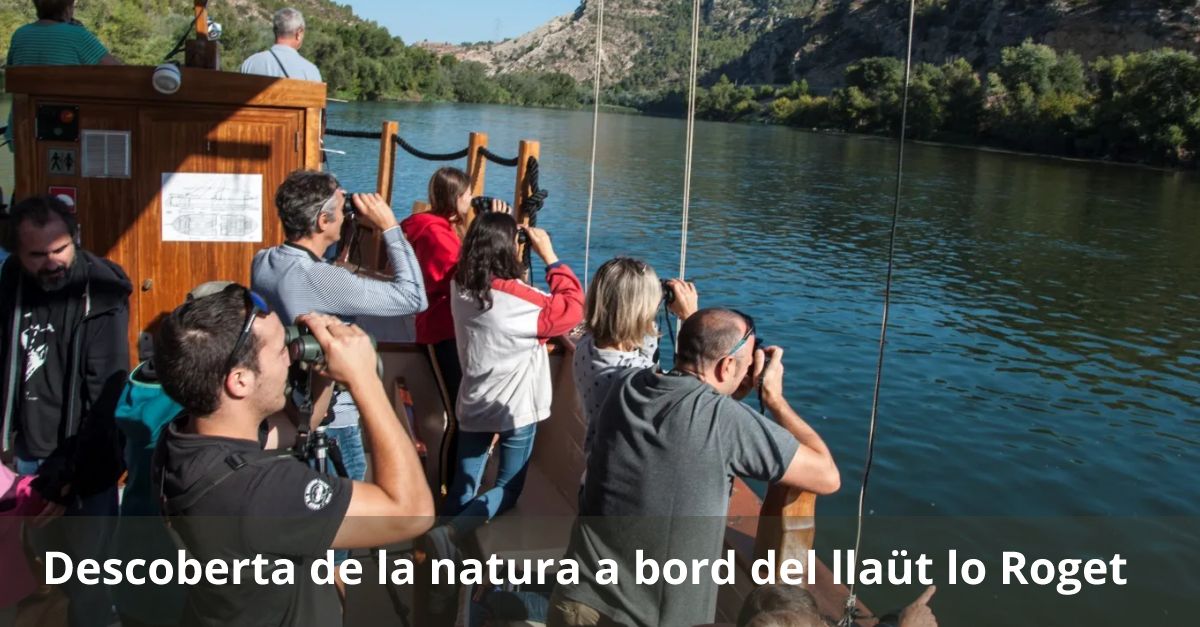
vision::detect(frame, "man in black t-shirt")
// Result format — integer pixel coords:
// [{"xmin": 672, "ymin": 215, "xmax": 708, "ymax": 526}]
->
[
  {"xmin": 1, "ymin": 196, "xmax": 130, "ymax": 627},
  {"xmin": 152, "ymin": 285, "xmax": 434, "ymax": 627}
]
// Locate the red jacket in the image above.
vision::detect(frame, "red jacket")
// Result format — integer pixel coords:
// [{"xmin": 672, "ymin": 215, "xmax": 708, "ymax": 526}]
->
[{"xmin": 400, "ymin": 212, "xmax": 460, "ymax": 344}]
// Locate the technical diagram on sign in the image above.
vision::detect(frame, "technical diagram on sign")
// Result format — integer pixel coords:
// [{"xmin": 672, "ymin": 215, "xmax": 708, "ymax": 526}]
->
[{"xmin": 161, "ymin": 172, "xmax": 263, "ymax": 242}]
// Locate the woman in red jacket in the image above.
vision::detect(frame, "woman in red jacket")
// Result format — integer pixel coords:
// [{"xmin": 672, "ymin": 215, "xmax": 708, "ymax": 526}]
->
[{"xmin": 401, "ymin": 167, "xmax": 470, "ymax": 401}]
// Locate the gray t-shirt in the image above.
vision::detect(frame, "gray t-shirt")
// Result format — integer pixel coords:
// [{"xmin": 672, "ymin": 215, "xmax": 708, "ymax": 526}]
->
[{"xmin": 559, "ymin": 369, "xmax": 800, "ymax": 627}]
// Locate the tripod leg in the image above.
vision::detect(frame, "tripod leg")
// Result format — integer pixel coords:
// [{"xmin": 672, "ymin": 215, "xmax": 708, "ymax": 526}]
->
[{"xmin": 327, "ymin": 439, "xmax": 349, "ymax": 479}]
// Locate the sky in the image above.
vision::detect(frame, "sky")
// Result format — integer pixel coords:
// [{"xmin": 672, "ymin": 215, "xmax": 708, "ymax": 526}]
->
[{"xmin": 346, "ymin": 1, "xmax": 580, "ymax": 45}]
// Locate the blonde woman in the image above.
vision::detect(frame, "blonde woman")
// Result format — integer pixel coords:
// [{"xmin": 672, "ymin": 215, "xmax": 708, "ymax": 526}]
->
[{"xmin": 573, "ymin": 257, "xmax": 698, "ymax": 456}]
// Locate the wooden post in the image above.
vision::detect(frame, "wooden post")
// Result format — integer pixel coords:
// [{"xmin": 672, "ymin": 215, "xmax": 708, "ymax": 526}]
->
[
  {"xmin": 513, "ymin": 140, "xmax": 540, "ymax": 227},
  {"xmin": 753, "ymin": 486, "xmax": 817, "ymax": 583},
  {"xmin": 194, "ymin": 0, "xmax": 209, "ymax": 39},
  {"xmin": 462, "ymin": 132, "xmax": 489, "ymax": 236},
  {"xmin": 185, "ymin": 1, "xmax": 219, "ymax": 69},
  {"xmin": 467, "ymin": 132, "xmax": 488, "ymax": 196},
  {"xmin": 513, "ymin": 140, "xmax": 540, "ymax": 279},
  {"xmin": 377, "ymin": 120, "xmax": 399, "ymax": 204}
]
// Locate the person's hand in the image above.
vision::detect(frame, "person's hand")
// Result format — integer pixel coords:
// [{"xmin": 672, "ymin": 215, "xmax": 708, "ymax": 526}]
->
[
  {"xmin": 31, "ymin": 484, "xmax": 70, "ymax": 527},
  {"xmin": 522, "ymin": 226, "xmax": 559, "ymax": 266},
  {"xmin": 733, "ymin": 345, "xmax": 765, "ymax": 400},
  {"xmin": 898, "ymin": 585, "xmax": 937, "ymax": 627},
  {"xmin": 351, "ymin": 192, "xmax": 398, "ymax": 232},
  {"xmin": 664, "ymin": 279, "xmax": 698, "ymax": 320},
  {"xmin": 32, "ymin": 500, "xmax": 66, "ymax": 527},
  {"xmin": 758, "ymin": 346, "xmax": 785, "ymax": 407},
  {"xmin": 297, "ymin": 313, "xmax": 380, "ymax": 392},
  {"xmin": 490, "ymin": 198, "xmax": 512, "ymax": 214}
]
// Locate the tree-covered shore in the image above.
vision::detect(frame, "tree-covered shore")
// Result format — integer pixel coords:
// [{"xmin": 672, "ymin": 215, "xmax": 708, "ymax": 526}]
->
[{"xmin": 3, "ymin": 1, "xmax": 1198, "ymax": 168}]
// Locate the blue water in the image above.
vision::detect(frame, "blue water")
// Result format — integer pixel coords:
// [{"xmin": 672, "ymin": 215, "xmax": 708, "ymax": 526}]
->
[
  {"xmin": 327, "ymin": 100, "xmax": 1198, "ymax": 515},
  {"xmin": 328, "ymin": 101, "xmax": 1199, "ymax": 624}
]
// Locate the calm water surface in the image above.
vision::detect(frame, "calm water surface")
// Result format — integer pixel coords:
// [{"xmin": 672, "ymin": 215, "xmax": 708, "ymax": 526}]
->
[{"xmin": 326, "ymin": 101, "xmax": 1199, "ymax": 623}]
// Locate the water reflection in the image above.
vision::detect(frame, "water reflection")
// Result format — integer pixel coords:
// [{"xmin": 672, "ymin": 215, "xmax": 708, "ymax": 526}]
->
[{"xmin": 329, "ymin": 102, "xmax": 1198, "ymax": 520}]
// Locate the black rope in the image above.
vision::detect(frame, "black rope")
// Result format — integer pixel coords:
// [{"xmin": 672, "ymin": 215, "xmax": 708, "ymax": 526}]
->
[
  {"xmin": 392, "ymin": 135, "xmax": 469, "ymax": 161},
  {"xmin": 519, "ymin": 156, "xmax": 548, "ymax": 274},
  {"xmin": 163, "ymin": 14, "xmax": 199, "ymax": 62},
  {"xmin": 519, "ymin": 156, "xmax": 548, "ymax": 223},
  {"xmin": 325, "ymin": 128, "xmax": 384, "ymax": 140},
  {"xmin": 478, "ymin": 147, "xmax": 519, "ymax": 167}
]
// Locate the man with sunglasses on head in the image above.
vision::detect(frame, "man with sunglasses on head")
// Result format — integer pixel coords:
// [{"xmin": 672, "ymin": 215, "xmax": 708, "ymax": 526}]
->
[
  {"xmin": 550, "ymin": 308, "xmax": 841, "ymax": 627},
  {"xmin": 152, "ymin": 285, "xmax": 434, "ymax": 627},
  {"xmin": 252, "ymin": 170, "xmax": 426, "ymax": 510}
]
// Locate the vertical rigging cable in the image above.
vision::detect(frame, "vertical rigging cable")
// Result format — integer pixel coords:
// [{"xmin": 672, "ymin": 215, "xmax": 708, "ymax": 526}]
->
[
  {"xmin": 679, "ymin": 0, "xmax": 702, "ymax": 280},
  {"xmin": 841, "ymin": 0, "xmax": 917, "ymax": 623},
  {"xmin": 583, "ymin": 0, "xmax": 605, "ymax": 285}
]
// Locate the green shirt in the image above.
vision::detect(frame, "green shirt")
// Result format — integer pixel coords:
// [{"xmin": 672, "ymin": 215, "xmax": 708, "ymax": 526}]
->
[
  {"xmin": 5, "ymin": 21, "xmax": 108, "ymax": 146},
  {"xmin": 6, "ymin": 21, "xmax": 109, "ymax": 66}
]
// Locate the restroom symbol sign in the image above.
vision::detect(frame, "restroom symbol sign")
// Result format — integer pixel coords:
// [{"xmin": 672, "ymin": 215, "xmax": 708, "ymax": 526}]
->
[{"xmin": 48, "ymin": 149, "xmax": 77, "ymax": 175}]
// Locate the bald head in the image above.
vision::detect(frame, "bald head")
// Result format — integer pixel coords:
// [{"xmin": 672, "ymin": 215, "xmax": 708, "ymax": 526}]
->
[
  {"xmin": 674, "ymin": 307, "xmax": 757, "ymax": 395},
  {"xmin": 676, "ymin": 308, "xmax": 751, "ymax": 369}
]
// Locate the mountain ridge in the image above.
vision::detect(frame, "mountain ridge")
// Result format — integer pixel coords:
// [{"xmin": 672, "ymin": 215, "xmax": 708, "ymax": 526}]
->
[{"xmin": 420, "ymin": 1, "xmax": 1200, "ymax": 92}]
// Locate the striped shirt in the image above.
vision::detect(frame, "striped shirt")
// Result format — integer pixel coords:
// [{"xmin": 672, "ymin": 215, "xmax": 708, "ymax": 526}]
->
[
  {"xmin": 5, "ymin": 21, "xmax": 109, "ymax": 66},
  {"xmin": 5, "ymin": 21, "xmax": 109, "ymax": 146},
  {"xmin": 251, "ymin": 227, "xmax": 427, "ymax": 427}
]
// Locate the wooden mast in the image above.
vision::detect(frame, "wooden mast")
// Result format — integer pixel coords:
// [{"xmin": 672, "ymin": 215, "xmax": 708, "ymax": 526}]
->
[{"xmin": 185, "ymin": 0, "xmax": 219, "ymax": 69}]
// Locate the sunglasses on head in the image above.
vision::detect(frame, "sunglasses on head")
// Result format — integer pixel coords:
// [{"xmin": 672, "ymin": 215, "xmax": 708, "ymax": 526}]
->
[
  {"xmin": 725, "ymin": 310, "xmax": 756, "ymax": 357},
  {"xmin": 222, "ymin": 286, "xmax": 271, "ymax": 374}
]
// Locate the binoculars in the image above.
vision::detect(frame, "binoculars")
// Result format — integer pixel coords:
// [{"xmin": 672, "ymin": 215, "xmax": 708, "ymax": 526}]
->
[
  {"xmin": 283, "ymin": 325, "xmax": 378, "ymax": 364},
  {"xmin": 341, "ymin": 192, "xmax": 363, "ymax": 222}
]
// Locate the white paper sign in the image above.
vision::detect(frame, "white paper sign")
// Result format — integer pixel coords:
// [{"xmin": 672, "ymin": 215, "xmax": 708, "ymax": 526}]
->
[{"xmin": 161, "ymin": 172, "xmax": 263, "ymax": 242}]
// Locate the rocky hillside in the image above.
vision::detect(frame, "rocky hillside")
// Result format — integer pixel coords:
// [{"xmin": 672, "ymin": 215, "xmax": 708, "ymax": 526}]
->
[{"xmin": 424, "ymin": 0, "xmax": 1200, "ymax": 92}]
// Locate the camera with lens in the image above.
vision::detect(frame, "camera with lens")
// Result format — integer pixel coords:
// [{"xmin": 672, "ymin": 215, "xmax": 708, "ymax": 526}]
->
[{"xmin": 661, "ymin": 280, "xmax": 676, "ymax": 305}]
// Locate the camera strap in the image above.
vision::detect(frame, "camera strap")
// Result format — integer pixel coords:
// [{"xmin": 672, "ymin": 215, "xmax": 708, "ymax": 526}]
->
[{"xmin": 268, "ymin": 49, "xmax": 291, "ymax": 79}]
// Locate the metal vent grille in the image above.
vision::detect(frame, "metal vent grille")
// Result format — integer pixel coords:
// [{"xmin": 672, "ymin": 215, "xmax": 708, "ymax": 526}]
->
[{"xmin": 81, "ymin": 130, "xmax": 131, "ymax": 178}]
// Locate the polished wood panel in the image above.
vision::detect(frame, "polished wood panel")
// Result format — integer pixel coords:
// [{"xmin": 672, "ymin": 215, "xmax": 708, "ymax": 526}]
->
[
  {"xmin": 6, "ymin": 66, "xmax": 327, "ymax": 109},
  {"xmin": 135, "ymin": 106, "xmax": 302, "ymax": 329}
]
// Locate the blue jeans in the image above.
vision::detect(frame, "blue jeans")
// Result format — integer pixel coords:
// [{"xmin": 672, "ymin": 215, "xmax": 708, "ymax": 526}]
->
[
  {"xmin": 15, "ymin": 456, "xmax": 118, "ymax": 627},
  {"xmin": 443, "ymin": 423, "xmax": 537, "ymax": 535}
]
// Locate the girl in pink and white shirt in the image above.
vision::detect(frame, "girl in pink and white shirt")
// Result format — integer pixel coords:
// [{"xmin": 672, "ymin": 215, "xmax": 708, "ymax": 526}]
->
[{"xmin": 444, "ymin": 212, "xmax": 583, "ymax": 531}]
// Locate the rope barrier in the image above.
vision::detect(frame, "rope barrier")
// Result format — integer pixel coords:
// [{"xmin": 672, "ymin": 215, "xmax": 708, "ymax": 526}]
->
[
  {"xmin": 678, "ymin": 0, "xmax": 701, "ymax": 280},
  {"xmin": 392, "ymin": 135, "xmax": 469, "ymax": 161},
  {"xmin": 478, "ymin": 147, "xmax": 520, "ymax": 167},
  {"xmin": 519, "ymin": 156, "xmax": 549, "ymax": 273},
  {"xmin": 583, "ymin": 0, "xmax": 605, "ymax": 285},
  {"xmin": 519, "ymin": 156, "xmax": 548, "ymax": 221},
  {"xmin": 839, "ymin": 1, "xmax": 917, "ymax": 622},
  {"xmin": 325, "ymin": 128, "xmax": 383, "ymax": 139}
]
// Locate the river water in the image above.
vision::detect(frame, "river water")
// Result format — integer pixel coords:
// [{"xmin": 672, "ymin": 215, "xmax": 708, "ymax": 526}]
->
[{"xmin": 327, "ymin": 101, "xmax": 1198, "ymax": 624}]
